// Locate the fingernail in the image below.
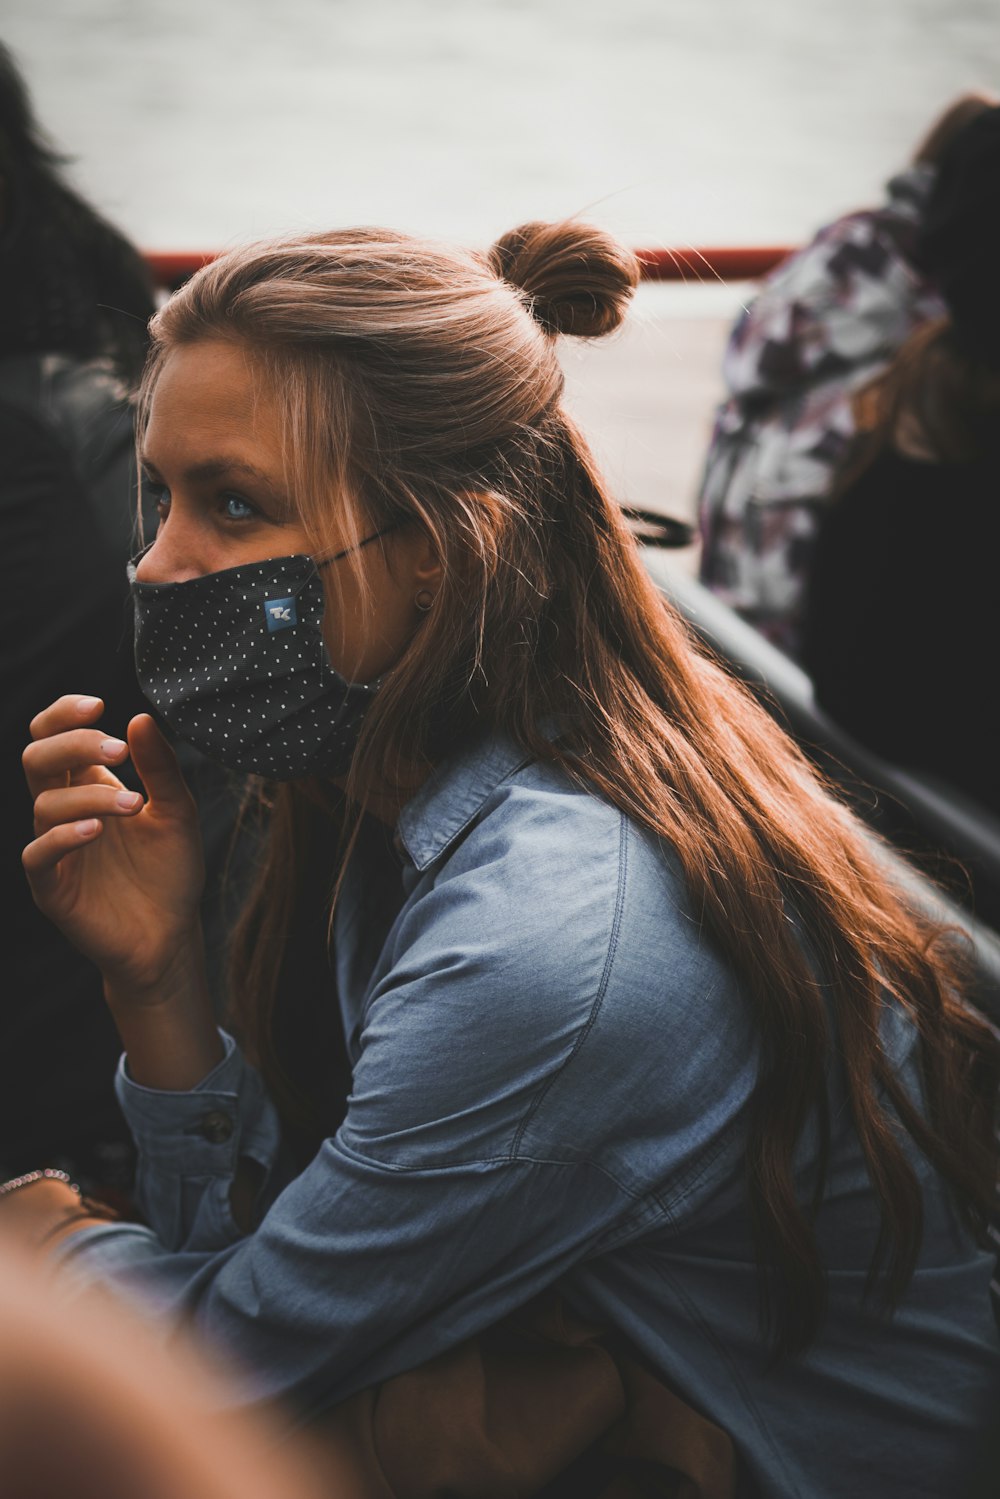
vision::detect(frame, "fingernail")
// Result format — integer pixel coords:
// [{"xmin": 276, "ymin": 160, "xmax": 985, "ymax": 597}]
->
[
  {"xmin": 100, "ymin": 738, "xmax": 127, "ymax": 758},
  {"xmin": 115, "ymin": 790, "xmax": 142, "ymax": 810},
  {"xmin": 75, "ymin": 819, "xmax": 99, "ymax": 837},
  {"xmin": 76, "ymin": 696, "xmax": 101, "ymax": 714}
]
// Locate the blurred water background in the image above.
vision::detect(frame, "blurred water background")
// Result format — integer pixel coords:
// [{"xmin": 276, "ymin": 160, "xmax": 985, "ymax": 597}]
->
[{"xmin": 3, "ymin": 0, "xmax": 999, "ymax": 528}]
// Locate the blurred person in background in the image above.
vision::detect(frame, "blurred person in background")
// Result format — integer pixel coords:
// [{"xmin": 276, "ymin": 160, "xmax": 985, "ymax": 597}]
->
[
  {"xmin": 0, "ymin": 40, "xmax": 155, "ymax": 1186},
  {"xmin": 802, "ymin": 105, "xmax": 1000, "ymax": 820},
  {"xmin": 0, "ymin": 42, "xmax": 252, "ymax": 1190},
  {"xmin": 697, "ymin": 89, "xmax": 996, "ymax": 659}
]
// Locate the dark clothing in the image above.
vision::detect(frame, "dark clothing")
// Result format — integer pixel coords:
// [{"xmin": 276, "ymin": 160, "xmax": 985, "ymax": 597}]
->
[
  {"xmin": 0, "ymin": 353, "xmax": 145, "ymax": 1179},
  {"xmin": 0, "ymin": 351, "xmax": 259, "ymax": 1185},
  {"xmin": 802, "ymin": 447, "xmax": 1000, "ymax": 816},
  {"xmin": 0, "ymin": 354, "xmax": 252, "ymax": 1182}
]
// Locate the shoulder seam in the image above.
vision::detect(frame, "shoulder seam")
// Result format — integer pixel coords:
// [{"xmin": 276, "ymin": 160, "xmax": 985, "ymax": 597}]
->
[{"xmin": 509, "ymin": 810, "xmax": 630, "ymax": 1161}]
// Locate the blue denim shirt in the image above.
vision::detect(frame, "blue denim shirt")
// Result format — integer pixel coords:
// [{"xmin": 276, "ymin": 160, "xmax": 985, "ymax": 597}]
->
[{"xmin": 59, "ymin": 733, "xmax": 1000, "ymax": 1497}]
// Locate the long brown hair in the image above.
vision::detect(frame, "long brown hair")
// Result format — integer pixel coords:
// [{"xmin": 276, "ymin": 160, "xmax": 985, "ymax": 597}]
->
[
  {"xmin": 846, "ymin": 315, "xmax": 1000, "ymax": 484},
  {"xmin": 138, "ymin": 221, "xmax": 999, "ymax": 1356}
]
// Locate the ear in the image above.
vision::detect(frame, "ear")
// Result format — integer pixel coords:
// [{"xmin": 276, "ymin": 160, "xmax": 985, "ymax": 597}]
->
[{"xmin": 409, "ymin": 525, "xmax": 445, "ymax": 593}]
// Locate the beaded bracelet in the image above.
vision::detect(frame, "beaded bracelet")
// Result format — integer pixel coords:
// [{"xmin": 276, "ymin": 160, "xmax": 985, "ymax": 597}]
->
[{"xmin": 0, "ymin": 1168, "xmax": 80, "ymax": 1200}]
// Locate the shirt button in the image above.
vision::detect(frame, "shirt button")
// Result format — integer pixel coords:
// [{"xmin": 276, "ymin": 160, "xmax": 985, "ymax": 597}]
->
[{"xmin": 197, "ymin": 1110, "xmax": 234, "ymax": 1144}]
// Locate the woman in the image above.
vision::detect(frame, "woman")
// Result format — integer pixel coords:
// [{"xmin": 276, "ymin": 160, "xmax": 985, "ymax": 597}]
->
[
  {"xmin": 9, "ymin": 219, "xmax": 1000, "ymax": 1496},
  {"xmin": 802, "ymin": 107, "xmax": 1000, "ymax": 820}
]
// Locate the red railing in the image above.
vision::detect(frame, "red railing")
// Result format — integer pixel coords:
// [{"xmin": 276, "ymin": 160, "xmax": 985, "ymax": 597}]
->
[
  {"xmin": 635, "ymin": 246, "xmax": 793, "ymax": 282},
  {"xmin": 144, "ymin": 245, "xmax": 794, "ymax": 292}
]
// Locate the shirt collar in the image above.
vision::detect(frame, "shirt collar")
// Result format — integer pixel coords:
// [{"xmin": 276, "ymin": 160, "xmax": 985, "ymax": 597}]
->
[{"xmin": 396, "ymin": 731, "xmax": 534, "ymax": 872}]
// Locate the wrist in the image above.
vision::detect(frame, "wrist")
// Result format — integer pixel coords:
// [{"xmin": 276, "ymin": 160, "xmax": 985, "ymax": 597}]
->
[
  {"xmin": 103, "ymin": 931, "xmax": 208, "ymax": 1013},
  {"xmin": 105, "ymin": 941, "xmax": 225, "ymax": 1092},
  {"xmin": 0, "ymin": 1174, "xmax": 82, "ymax": 1248},
  {"xmin": 0, "ymin": 1175, "xmax": 119, "ymax": 1255},
  {"xmin": 0, "ymin": 1169, "xmax": 80, "ymax": 1205}
]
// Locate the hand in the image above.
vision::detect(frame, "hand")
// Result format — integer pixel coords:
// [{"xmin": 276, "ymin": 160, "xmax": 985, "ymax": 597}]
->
[{"xmin": 22, "ymin": 697, "xmax": 206, "ymax": 996}]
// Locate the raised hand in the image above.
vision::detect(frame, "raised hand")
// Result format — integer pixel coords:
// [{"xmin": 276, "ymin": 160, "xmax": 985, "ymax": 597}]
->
[{"xmin": 22, "ymin": 696, "xmax": 206, "ymax": 997}]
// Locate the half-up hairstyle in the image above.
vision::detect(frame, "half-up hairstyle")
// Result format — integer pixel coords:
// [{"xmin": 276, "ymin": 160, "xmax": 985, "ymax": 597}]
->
[{"xmin": 138, "ymin": 219, "xmax": 999, "ymax": 1357}]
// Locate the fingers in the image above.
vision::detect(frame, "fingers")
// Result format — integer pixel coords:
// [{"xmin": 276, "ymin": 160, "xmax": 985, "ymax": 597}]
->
[
  {"xmin": 23, "ymin": 695, "xmax": 131, "ymax": 798},
  {"xmin": 22, "ymin": 726, "xmax": 130, "ymax": 800},
  {"xmin": 23, "ymin": 699, "xmax": 194, "ymax": 832},
  {"xmin": 22, "ymin": 815, "xmax": 104, "ymax": 898},
  {"xmin": 32, "ymin": 783, "xmax": 144, "ymax": 837},
  {"xmin": 127, "ymin": 714, "xmax": 195, "ymax": 814},
  {"xmin": 28, "ymin": 693, "xmax": 105, "ymax": 741}
]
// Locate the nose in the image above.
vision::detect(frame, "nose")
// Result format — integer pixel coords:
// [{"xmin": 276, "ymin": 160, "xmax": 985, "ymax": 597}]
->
[{"xmin": 133, "ymin": 511, "xmax": 208, "ymax": 585}]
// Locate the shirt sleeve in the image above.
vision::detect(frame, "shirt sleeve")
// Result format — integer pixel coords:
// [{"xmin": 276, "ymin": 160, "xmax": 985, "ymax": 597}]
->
[{"xmin": 114, "ymin": 1030, "xmax": 285, "ymax": 1252}]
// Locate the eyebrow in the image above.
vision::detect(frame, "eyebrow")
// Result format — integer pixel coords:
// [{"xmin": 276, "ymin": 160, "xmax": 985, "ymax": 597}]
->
[{"xmin": 139, "ymin": 455, "xmax": 283, "ymax": 491}]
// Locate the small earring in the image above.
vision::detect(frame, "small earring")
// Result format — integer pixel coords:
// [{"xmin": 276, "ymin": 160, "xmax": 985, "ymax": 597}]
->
[{"xmin": 414, "ymin": 588, "xmax": 435, "ymax": 612}]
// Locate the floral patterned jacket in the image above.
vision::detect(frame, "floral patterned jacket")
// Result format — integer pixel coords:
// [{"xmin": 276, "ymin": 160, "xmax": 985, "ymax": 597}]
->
[{"xmin": 697, "ymin": 164, "xmax": 945, "ymax": 658}]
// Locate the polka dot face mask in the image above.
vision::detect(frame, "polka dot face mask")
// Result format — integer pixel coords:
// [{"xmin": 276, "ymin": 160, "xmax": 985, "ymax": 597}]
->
[{"xmin": 127, "ymin": 546, "xmax": 384, "ymax": 781}]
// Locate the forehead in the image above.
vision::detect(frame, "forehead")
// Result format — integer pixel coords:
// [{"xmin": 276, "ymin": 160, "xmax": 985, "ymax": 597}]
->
[{"xmin": 143, "ymin": 339, "xmax": 283, "ymax": 469}]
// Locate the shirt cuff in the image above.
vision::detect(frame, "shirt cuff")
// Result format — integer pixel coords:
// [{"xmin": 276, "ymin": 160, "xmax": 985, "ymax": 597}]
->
[{"xmin": 115, "ymin": 1029, "xmax": 280, "ymax": 1178}]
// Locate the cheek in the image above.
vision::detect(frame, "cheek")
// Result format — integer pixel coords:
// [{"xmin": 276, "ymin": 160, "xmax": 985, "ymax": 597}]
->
[{"xmin": 321, "ymin": 575, "xmax": 419, "ymax": 682}]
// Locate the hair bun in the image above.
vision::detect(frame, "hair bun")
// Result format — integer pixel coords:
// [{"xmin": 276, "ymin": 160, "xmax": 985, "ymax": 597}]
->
[{"xmin": 488, "ymin": 220, "xmax": 638, "ymax": 338}]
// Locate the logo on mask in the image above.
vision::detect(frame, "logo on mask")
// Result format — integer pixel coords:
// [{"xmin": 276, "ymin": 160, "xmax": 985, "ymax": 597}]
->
[{"xmin": 264, "ymin": 597, "xmax": 297, "ymax": 632}]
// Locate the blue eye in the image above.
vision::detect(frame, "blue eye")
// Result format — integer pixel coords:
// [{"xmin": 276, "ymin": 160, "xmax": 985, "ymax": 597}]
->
[
  {"xmin": 221, "ymin": 493, "xmax": 257, "ymax": 521},
  {"xmin": 144, "ymin": 481, "xmax": 170, "ymax": 517}
]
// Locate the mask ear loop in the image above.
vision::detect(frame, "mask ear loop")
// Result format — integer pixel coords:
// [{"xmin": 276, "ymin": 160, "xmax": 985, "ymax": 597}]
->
[
  {"xmin": 128, "ymin": 522, "xmax": 406, "ymax": 591},
  {"xmin": 314, "ymin": 519, "xmax": 404, "ymax": 571}
]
